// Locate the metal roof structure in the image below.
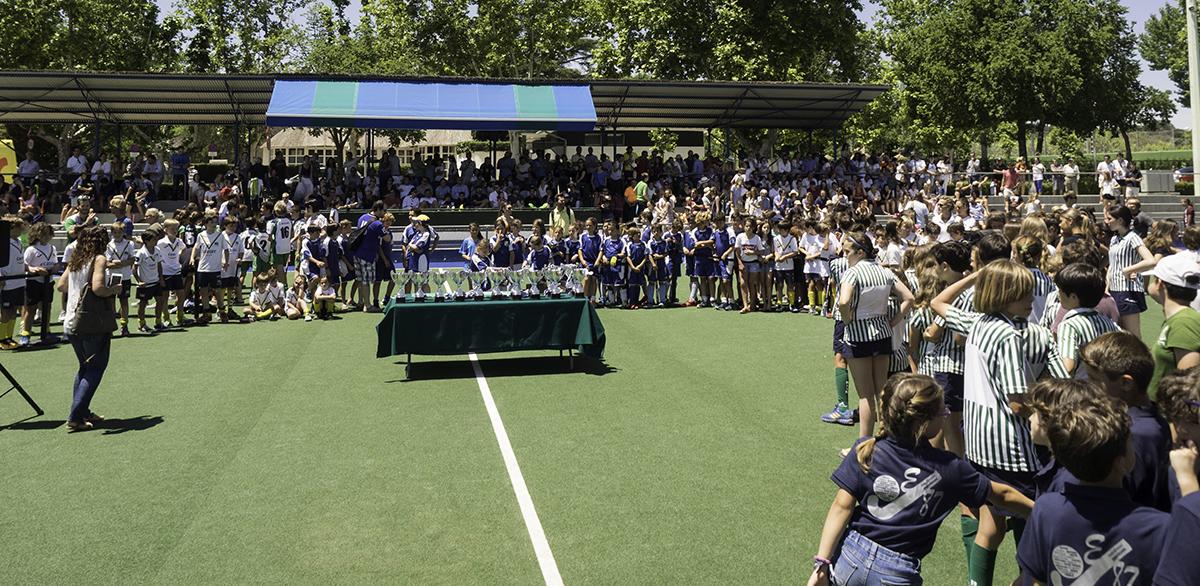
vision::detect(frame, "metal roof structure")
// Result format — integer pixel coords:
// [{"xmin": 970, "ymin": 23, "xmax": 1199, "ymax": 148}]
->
[{"xmin": 0, "ymin": 70, "xmax": 887, "ymax": 130}]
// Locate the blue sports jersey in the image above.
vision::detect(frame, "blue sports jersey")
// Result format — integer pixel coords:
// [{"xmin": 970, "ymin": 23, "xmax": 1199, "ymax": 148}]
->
[
  {"xmin": 324, "ymin": 236, "xmax": 342, "ymax": 282},
  {"xmin": 510, "ymin": 236, "xmax": 526, "ymax": 265},
  {"xmin": 579, "ymin": 233, "xmax": 601, "ymax": 265},
  {"xmin": 832, "ymin": 436, "xmax": 991, "ymax": 558},
  {"xmin": 491, "ymin": 234, "xmax": 511, "ymax": 267},
  {"xmin": 714, "ymin": 227, "xmax": 732, "ymax": 259},
  {"xmin": 459, "ymin": 237, "xmax": 478, "ymax": 270},
  {"xmin": 561, "ymin": 238, "xmax": 578, "ymax": 266},
  {"xmin": 1155, "ymin": 492, "xmax": 1200, "ymax": 585},
  {"xmin": 302, "ymin": 238, "xmax": 326, "ymax": 275},
  {"xmin": 528, "ymin": 247, "xmax": 551, "ymax": 270},
  {"xmin": 626, "ymin": 240, "xmax": 648, "ymax": 268},
  {"xmin": 602, "ymin": 237, "xmax": 624, "ymax": 262},
  {"xmin": 1018, "ymin": 484, "xmax": 1169, "ymax": 585},
  {"xmin": 649, "ymin": 238, "xmax": 668, "ymax": 275},
  {"xmin": 692, "ymin": 226, "xmax": 715, "ymax": 259}
]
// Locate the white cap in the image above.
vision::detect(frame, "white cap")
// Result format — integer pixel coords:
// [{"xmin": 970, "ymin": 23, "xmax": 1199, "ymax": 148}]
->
[{"xmin": 1144, "ymin": 253, "xmax": 1200, "ymax": 289}]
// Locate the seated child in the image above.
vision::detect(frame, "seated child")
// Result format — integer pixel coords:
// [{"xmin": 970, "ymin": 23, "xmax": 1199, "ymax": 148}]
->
[
  {"xmin": 312, "ymin": 276, "xmax": 337, "ymax": 319},
  {"xmin": 244, "ymin": 272, "xmax": 284, "ymax": 321}
]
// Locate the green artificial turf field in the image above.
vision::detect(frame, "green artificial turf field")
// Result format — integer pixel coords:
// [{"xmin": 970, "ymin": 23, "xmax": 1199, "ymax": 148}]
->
[{"xmin": 0, "ymin": 298, "xmax": 1165, "ymax": 585}]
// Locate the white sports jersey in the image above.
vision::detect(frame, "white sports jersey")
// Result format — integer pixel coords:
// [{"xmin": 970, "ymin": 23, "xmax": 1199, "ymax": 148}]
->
[
  {"xmin": 3, "ymin": 239, "xmax": 24, "ymax": 290},
  {"xmin": 240, "ymin": 229, "xmax": 258, "ymax": 263},
  {"xmin": 105, "ymin": 239, "xmax": 136, "ymax": 280},
  {"xmin": 134, "ymin": 246, "xmax": 162, "ymax": 285},
  {"xmin": 268, "ymin": 218, "xmax": 294, "ymax": 255},
  {"xmin": 194, "ymin": 229, "xmax": 228, "ymax": 273},
  {"xmin": 220, "ymin": 232, "xmax": 244, "ymax": 279},
  {"xmin": 156, "ymin": 236, "xmax": 185, "ymax": 276},
  {"xmin": 23, "ymin": 243, "xmax": 57, "ymax": 271}
]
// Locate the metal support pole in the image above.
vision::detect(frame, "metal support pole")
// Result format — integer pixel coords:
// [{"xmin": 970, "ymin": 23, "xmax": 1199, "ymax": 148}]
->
[
  {"xmin": 92, "ymin": 123, "xmax": 101, "ymax": 161},
  {"xmin": 1188, "ymin": 0, "xmax": 1200, "ymax": 185},
  {"xmin": 234, "ymin": 122, "xmax": 241, "ymax": 168}
]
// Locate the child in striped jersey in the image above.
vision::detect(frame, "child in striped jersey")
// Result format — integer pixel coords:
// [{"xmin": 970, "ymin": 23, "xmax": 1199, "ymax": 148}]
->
[
  {"xmin": 807, "ymin": 374, "xmax": 1033, "ymax": 586},
  {"xmin": 820, "ymin": 254, "xmax": 854, "ymax": 426},
  {"xmin": 1011, "ymin": 236, "xmax": 1055, "ymax": 324},
  {"xmin": 931, "ymin": 259, "xmax": 1068, "ymax": 586},
  {"xmin": 1105, "ymin": 205, "xmax": 1154, "ymax": 339},
  {"xmin": 837, "ymin": 231, "xmax": 915, "ymax": 439},
  {"xmin": 1053, "ymin": 263, "xmax": 1119, "ymax": 377}
]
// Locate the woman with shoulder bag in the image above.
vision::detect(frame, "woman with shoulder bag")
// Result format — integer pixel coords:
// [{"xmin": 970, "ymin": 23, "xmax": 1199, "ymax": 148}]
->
[{"xmin": 56, "ymin": 226, "xmax": 119, "ymax": 431}]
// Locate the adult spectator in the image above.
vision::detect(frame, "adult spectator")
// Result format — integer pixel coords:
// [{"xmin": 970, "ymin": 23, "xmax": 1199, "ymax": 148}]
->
[
  {"xmin": 550, "ymin": 194, "xmax": 575, "ymax": 234},
  {"xmin": 1127, "ymin": 197, "xmax": 1152, "ymax": 239},
  {"xmin": 170, "ymin": 146, "xmax": 190, "ymax": 200},
  {"xmin": 62, "ymin": 196, "xmax": 98, "ymax": 238},
  {"xmin": 56, "ymin": 225, "xmax": 119, "ymax": 431},
  {"xmin": 1145, "ymin": 253, "xmax": 1200, "ymax": 395},
  {"xmin": 143, "ymin": 154, "xmax": 163, "ymax": 196},
  {"xmin": 17, "ymin": 151, "xmax": 40, "ymax": 187},
  {"xmin": 1062, "ymin": 157, "xmax": 1080, "ymax": 195},
  {"xmin": 354, "ymin": 202, "xmax": 387, "ymax": 312},
  {"xmin": 634, "ymin": 173, "xmax": 650, "ymax": 217},
  {"xmin": 65, "ymin": 147, "xmax": 88, "ymax": 188}
]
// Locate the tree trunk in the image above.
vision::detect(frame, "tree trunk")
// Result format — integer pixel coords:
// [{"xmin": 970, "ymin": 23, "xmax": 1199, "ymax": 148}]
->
[
  {"xmin": 1121, "ymin": 127, "xmax": 1133, "ymax": 162},
  {"xmin": 1035, "ymin": 122, "xmax": 1045, "ymax": 155},
  {"xmin": 1016, "ymin": 121, "xmax": 1028, "ymax": 159},
  {"xmin": 980, "ymin": 131, "xmax": 990, "ymax": 167}
]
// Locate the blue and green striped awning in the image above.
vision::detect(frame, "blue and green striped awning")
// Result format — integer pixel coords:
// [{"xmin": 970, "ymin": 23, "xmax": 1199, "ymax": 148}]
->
[{"xmin": 266, "ymin": 80, "xmax": 596, "ymax": 131}]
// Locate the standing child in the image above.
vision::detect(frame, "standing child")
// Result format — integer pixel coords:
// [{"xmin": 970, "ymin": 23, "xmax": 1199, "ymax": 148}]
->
[
  {"xmin": 625, "ymin": 225, "xmax": 649, "ymax": 308},
  {"xmin": 820, "ymin": 252, "xmax": 855, "ymax": 426},
  {"xmin": 1054, "ymin": 263, "xmax": 1119, "ymax": 377},
  {"xmin": 714, "ymin": 215, "xmax": 736, "ymax": 310},
  {"xmin": 772, "ymin": 221, "xmax": 799, "ymax": 313},
  {"xmin": 191, "ymin": 210, "xmax": 228, "ymax": 324},
  {"xmin": 1081, "ymin": 331, "xmax": 1173, "ymax": 512},
  {"xmin": 218, "ymin": 216, "xmax": 245, "ymax": 320},
  {"xmin": 807, "ymin": 374, "xmax": 1033, "ymax": 586},
  {"xmin": 931, "ymin": 260, "xmax": 1069, "ymax": 586},
  {"xmin": 1016, "ymin": 392, "xmax": 1171, "ymax": 585},
  {"xmin": 104, "ymin": 221, "xmax": 136, "ymax": 337},
  {"xmin": 133, "ymin": 229, "xmax": 164, "ymax": 333},
  {"xmin": 648, "ymin": 224, "xmax": 669, "ymax": 307},
  {"xmin": 300, "ymin": 224, "xmax": 327, "ymax": 299},
  {"xmin": 20, "ymin": 222, "xmax": 57, "ymax": 345},
  {"xmin": 578, "ymin": 218, "xmax": 602, "ymax": 302},
  {"xmin": 838, "ymin": 231, "xmax": 915, "ymax": 437},
  {"xmin": 323, "ymin": 224, "xmax": 342, "ymax": 308},
  {"xmin": 665, "ymin": 219, "xmax": 684, "ymax": 305},
  {"xmin": 803, "ymin": 222, "xmax": 831, "ymax": 315},
  {"xmin": 690, "ymin": 212, "xmax": 717, "ymax": 307},
  {"xmin": 265, "ymin": 201, "xmax": 293, "ymax": 286},
  {"xmin": 157, "ymin": 219, "xmax": 186, "ymax": 328},
  {"xmin": 598, "ymin": 219, "xmax": 625, "ymax": 306},
  {"xmin": 0, "ymin": 217, "xmax": 28, "ymax": 350},
  {"xmin": 681, "ymin": 217, "xmax": 698, "ymax": 306}
]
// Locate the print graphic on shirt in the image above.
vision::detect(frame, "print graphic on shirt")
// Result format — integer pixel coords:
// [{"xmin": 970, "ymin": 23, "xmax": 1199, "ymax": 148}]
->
[
  {"xmin": 1049, "ymin": 535, "xmax": 1138, "ymax": 586},
  {"xmin": 866, "ymin": 468, "xmax": 944, "ymax": 520}
]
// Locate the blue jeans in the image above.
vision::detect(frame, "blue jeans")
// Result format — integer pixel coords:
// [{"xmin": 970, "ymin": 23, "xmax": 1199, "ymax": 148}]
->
[
  {"xmin": 833, "ymin": 530, "xmax": 922, "ymax": 586},
  {"xmin": 69, "ymin": 334, "xmax": 111, "ymax": 423}
]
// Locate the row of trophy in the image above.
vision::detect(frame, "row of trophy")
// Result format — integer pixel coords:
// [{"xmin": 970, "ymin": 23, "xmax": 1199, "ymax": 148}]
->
[{"xmin": 393, "ymin": 265, "xmax": 589, "ymax": 302}]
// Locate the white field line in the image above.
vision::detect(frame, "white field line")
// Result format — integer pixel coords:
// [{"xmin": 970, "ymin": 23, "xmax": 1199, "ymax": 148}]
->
[{"xmin": 468, "ymin": 352, "xmax": 564, "ymax": 586}]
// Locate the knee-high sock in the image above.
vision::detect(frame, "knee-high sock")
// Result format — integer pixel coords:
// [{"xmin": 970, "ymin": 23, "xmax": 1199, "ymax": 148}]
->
[
  {"xmin": 960, "ymin": 514, "xmax": 979, "ymax": 568},
  {"xmin": 835, "ymin": 367, "xmax": 850, "ymax": 406},
  {"xmin": 967, "ymin": 542, "xmax": 996, "ymax": 586}
]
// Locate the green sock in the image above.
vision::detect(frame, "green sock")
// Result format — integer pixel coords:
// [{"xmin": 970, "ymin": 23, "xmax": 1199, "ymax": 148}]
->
[
  {"xmin": 967, "ymin": 542, "xmax": 996, "ymax": 586},
  {"xmin": 835, "ymin": 367, "xmax": 849, "ymax": 406},
  {"xmin": 960, "ymin": 514, "xmax": 979, "ymax": 568}
]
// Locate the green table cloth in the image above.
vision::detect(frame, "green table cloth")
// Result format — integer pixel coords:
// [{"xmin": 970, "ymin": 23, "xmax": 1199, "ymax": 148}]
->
[{"xmin": 376, "ymin": 297, "xmax": 606, "ymax": 359}]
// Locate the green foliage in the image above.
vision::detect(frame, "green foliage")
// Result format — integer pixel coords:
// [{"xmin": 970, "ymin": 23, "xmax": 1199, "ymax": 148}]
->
[
  {"xmin": 1177, "ymin": 181, "xmax": 1194, "ymax": 195},
  {"xmin": 174, "ymin": 0, "xmax": 310, "ymax": 73},
  {"xmin": 648, "ymin": 129, "xmax": 679, "ymax": 154},
  {"xmin": 1140, "ymin": 0, "xmax": 1188, "ymax": 106}
]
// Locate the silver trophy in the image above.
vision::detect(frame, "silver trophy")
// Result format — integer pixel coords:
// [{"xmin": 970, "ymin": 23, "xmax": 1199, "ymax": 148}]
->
[
  {"xmin": 452, "ymin": 270, "xmax": 468, "ymax": 301},
  {"xmin": 520, "ymin": 268, "xmax": 536, "ymax": 299},
  {"xmin": 572, "ymin": 266, "xmax": 587, "ymax": 297},
  {"xmin": 484, "ymin": 268, "xmax": 500, "ymax": 300},
  {"xmin": 395, "ymin": 271, "xmax": 411, "ymax": 303},
  {"xmin": 545, "ymin": 265, "xmax": 561, "ymax": 297},
  {"xmin": 466, "ymin": 270, "xmax": 482, "ymax": 300},
  {"xmin": 430, "ymin": 270, "xmax": 446, "ymax": 302},
  {"xmin": 495, "ymin": 268, "xmax": 513, "ymax": 300},
  {"xmin": 412, "ymin": 271, "xmax": 429, "ymax": 302}
]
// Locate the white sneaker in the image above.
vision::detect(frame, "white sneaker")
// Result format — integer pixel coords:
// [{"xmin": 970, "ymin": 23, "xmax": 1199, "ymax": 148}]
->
[{"xmin": 304, "ymin": 314, "xmax": 313, "ymax": 322}]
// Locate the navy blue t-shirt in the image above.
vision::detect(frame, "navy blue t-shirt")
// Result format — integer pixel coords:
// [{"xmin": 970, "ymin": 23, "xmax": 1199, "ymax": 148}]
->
[
  {"xmin": 354, "ymin": 220, "xmax": 385, "ymax": 262},
  {"xmin": 528, "ymin": 247, "xmax": 550, "ymax": 270},
  {"xmin": 1017, "ymin": 484, "xmax": 1169, "ymax": 585},
  {"xmin": 579, "ymin": 233, "xmax": 601, "ymax": 265},
  {"xmin": 1034, "ymin": 456, "xmax": 1078, "ymax": 499},
  {"xmin": 692, "ymin": 227, "xmax": 714, "ymax": 259},
  {"xmin": 832, "ymin": 436, "xmax": 991, "ymax": 558},
  {"xmin": 1125, "ymin": 404, "xmax": 1172, "ymax": 512},
  {"xmin": 1155, "ymin": 492, "xmax": 1200, "ymax": 585}
]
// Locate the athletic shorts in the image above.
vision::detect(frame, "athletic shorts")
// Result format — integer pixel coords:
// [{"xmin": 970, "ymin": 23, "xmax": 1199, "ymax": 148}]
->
[
  {"xmin": 772, "ymin": 267, "xmax": 795, "ymax": 284},
  {"xmin": 219, "ymin": 276, "xmax": 240, "ymax": 289},
  {"xmin": 404, "ymin": 254, "xmax": 429, "ymax": 273},
  {"xmin": 374, "ymin": 257, "xmax": 393, "ymax": 283},
  {"xmin": 934, "ymin": 371, "xmax": 965, "ymax": 413},
  {"xmin": 24, "ymin": 279, "xmax": 51, "ymax": 306},
  {"xmin": 1110, "ymin": 290, "xmax": 1147, "ymax": 316},
  {"xmin": 136, "ymin": 283, "xmax": 161, "ymax": 301},
  {"xmin": 118, "ymin": 279, "xmax": 131, "ymax": 299},
  {"xmin": 833, "ymin": 320, "xmax": 846, "ymax": 356},
  {"xmin": 742, "ymin": 260, "xmax": 765, "ymax": 273},
  {"xmin": 1, "ymin": 287, "xmax": 25, "ymax": 310},
  {"xmin": 694, "ymin": 257, "xmax": 716, "ymax": 278},
  {"xmin": 354, "ymin": 257, "xmax": 376, "ymax": 284},
  {"xmin": 719, "ymin": 260, "xmax": 733, "ymax": 280},
  {"xmin": 972, "ymin": 463, "xmax": 1036, "ymax": 517},
  {"xmin": 271, "ymin": 252, "xmax": 290, "ymax": 266},
  {"xmin": 253, "ymin": 256, "xmax": 272, "ymax": 274},
  {"xmin": 196, "ymin": 271, "xmax": 221, "ymax": 289},
  {"xmin": 163, "ymin": 274, "xmax": 184, "ymax": 291},
  {"xmin": 842, "ymin": 337, "xmax": 890, "ymax": 359}
]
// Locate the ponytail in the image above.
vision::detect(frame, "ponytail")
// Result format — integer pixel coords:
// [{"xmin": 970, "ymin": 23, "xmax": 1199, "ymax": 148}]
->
[{"xmin": 855, "ymin": 373, "xmax": 943, "ymax": 473}]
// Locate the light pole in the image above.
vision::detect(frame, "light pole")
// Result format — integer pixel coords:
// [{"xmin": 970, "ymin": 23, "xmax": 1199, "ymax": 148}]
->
[{"xmin": 1187, "ymin": 0, "xmax": 1200, "ymax": 177}]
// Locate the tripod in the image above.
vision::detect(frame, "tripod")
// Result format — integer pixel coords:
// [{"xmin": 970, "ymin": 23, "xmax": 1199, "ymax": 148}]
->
[{"xmin": 0, "ymin": 359, "xmax": 41, "ymax": 416}]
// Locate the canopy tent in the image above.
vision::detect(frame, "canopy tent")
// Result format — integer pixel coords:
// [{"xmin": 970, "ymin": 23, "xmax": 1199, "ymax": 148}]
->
[
  {"xmin": 0, "ymin": 71, "xmax": 887, "ymax": 131},
  {"xmin": 265, "ymin": 80, "xmax": 597, "ymax": 131}
]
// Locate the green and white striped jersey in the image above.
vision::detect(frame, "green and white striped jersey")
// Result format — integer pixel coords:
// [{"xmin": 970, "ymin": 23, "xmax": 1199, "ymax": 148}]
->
[
  {"xmin": 1056, "ymin": 307, "xmax": 1119, "ymax": 377},
  {"xmin": 841, "ymin": 260, "xmax": 897, "ymax": 342},
  {"xmin": 945, "ymin": 306, "xmax": 1069, "ymax": 472},
  {"xmin": 829, "ymin": 257, "xmax": 848, "ymax": 321},
  {"xmin": 1108, "ymin": 231, "xmax": 1145, "ymax": 292}
]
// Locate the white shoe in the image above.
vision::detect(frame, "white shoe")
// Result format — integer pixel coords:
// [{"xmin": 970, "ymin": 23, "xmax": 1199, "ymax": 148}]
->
[
  {"xmin": 304, "ymin": 314, "xmax": 313, "ymax": 322},
  {"xmin": 57, "ymin": 311, "xmax": 67, "ymax": 323}
]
